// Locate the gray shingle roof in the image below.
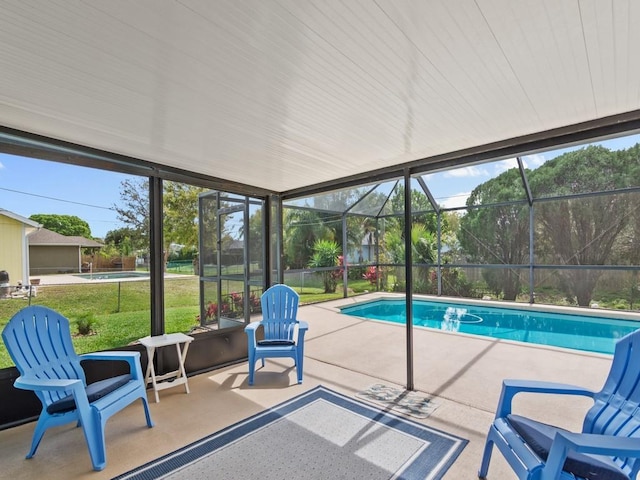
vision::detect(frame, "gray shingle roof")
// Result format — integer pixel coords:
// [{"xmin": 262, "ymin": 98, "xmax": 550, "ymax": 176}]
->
[{"xmin": 27, "ymin": 228, "xmax": 103, "ymax": 248}]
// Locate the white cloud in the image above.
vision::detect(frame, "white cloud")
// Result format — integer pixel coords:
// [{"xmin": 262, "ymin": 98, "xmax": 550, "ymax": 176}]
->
[
  {"xmin": 443, "ymin": 165, "xmax": 488, "ymax": 178},
  {"xmin": 438, "ymin": 191, "xmax": 471, "ymax": 209},
  {"xmin": 492, "ymin": 159, "xmax": 517, "ymax": 174},
  {"xmin": 521, "ymin": 153, "xmax": 546, "ymax": 169},
  {"xmin": 0, "ymin": 161, "xmax": 4, "ymax": 169}
]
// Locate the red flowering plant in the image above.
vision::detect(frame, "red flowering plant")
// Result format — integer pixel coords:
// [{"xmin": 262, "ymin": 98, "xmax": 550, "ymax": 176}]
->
[
  {"xmin": 230, "ymin": 292, "xmax": 243, "ymax": 308},
  {"xmin": 332, "ymin": 255, "xmax": 345, "ymax": 280},
  {"xmin": 196, "ymin": 301, "xmax": 218, "ymax": 323},
  {"xmin": 249, "ymin": 292, "xmax": 261, "ymax": 313},
  {"xmin": 206, "ymin": 301, "xmax": 218, "ymax": 319},
  {"xmin": 363, "ymin": 266, "xmax": 379, "ymax": 286}
]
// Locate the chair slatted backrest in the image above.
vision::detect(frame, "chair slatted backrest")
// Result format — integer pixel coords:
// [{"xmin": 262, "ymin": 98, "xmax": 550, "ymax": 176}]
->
[
  {"xmin": 585, "ymin": 328, "xmax": 640, "ymax": 477},
  {"xmin": 2, "ymin": 306, "xmax": 86, "ymax": 408},
  {"xmin": 260, "ymin": 285, "xmax": 299, "ymax": 342}
]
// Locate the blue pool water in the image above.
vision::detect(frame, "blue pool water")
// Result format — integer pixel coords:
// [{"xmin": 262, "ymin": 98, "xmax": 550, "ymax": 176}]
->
[{"xmin": 340, "ymin": 299, "xmax": 640, "ymax": 354}]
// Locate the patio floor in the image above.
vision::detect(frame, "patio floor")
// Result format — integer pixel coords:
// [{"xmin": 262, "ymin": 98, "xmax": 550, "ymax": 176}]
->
[{"xmin": 0, "ymin": 294, "xmax": 614, "ymax": 479}]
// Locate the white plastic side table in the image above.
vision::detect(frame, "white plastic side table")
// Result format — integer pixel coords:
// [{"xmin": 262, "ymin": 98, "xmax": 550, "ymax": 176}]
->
[{"xmin": 139, "ymin": 333, "xmax": 194, "ymax": 403}]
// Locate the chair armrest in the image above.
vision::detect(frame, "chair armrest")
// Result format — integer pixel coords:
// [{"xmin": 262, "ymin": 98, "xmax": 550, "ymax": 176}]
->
[
  {"xmin": 15, "ymin": 376, "xmax": 83, "ymax": 393},
  {"xmin": 81, "ymin": 351, "xmax": 140, "ymax": 362},
  {"xmin": 297, "ymin": 321, "xmax": 308, "ymax": 343},
  {"xmin": 558, "ymin": 431, "xmax": 640, "ymax": 456},
  {"xmin": 496, "ymin": 379, "xmax": 595, "ymax": 418},
  {"xmin": 245, "ymin": 321, "xmax": 260, "ymax": 348},
  {"xmin": 541, "ymin": 431, "xmax": 640, "ymax": 480},
  {"xmin": 80, "ymin": 351, "xmax": 144, "ymax": 380},
  {"xmin": 245, "ymin": 322, "xmax": 260, "ymax": 333}
]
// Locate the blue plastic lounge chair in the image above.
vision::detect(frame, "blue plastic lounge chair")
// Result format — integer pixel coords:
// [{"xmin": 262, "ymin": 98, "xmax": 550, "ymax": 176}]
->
[
  {"xmin": 244, "ymin": 284, "xmax": 308, "ymax": 386},
  {"xmin": 2, "ymin": 306, "xmax": 153, "ymax": 471},
  {"xmin": 479, "ymin": 328, "xmax": 640, "ymax": 480}
]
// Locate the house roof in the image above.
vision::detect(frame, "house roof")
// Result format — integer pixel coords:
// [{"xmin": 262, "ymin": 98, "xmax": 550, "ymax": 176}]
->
[
  {"xmin": 27, "ymin": 228, "xmax": 103, "ymax": 248},
  {"xmin": 1, "ymin": 2, "xmax": 639, "ymax": 194},
  {"xmin": 0, "ymin": 209, "xmax": 41, "ymax": 228}
]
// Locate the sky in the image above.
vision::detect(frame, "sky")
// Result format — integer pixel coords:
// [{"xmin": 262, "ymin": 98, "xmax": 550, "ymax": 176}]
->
[
  {"xmin": 0, "ymin": 153, "xmax": 131, "ymax": 239},
  {"xmin": 1, "ymin": 133, "xmax": 639, "ymax": 238},
  {"xmin": 425, "ymin": 133, "xmax": 640, "ymax": 209}
]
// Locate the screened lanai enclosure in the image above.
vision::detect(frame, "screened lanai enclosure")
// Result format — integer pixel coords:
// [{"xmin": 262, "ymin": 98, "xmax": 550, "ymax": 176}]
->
[
  {"xmin": 2, "ymin": 0, "xmax": 640, "ymax": 430},
  {"xmin": 195, "ymin": 132, "xmax": 640, "ymax": 334},
  {"xmin": 1, "ymin": 126, "xmax": 640, "ymax": 427},
  {"xmin": 279, "ymin": 134, "xmax": 640, "ymax": 311}
]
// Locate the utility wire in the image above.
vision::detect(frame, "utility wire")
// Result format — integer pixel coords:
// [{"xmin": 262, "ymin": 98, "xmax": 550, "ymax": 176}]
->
[{"xmin": 0, "ymin": 186, "xmax": 114, "ymax": 211}]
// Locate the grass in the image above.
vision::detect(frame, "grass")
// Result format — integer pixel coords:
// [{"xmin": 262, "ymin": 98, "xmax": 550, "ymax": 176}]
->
[
  {"xmin": 0, "ymin": 276, "xmax": 377, "ymax": 368},
  {"xmin": 7, "ymin": 272, "xmax": 633, "ymax": 370},
  {"xmin": 0, "ymin": 277, "xmax": 201, "ymax": 368}
]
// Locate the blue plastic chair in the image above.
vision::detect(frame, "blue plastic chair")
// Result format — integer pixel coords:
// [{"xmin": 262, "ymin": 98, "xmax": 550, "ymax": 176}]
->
[
  {"xmin": 479, "ymin": 328, "xmax": 640, "ymax": 480},
  {"xmin": 2, "ymin": 306, "xmax": 153, "ymax": 471},
  {"xmin": 244, "ymin": 284, "xmax": 308, "ymax": 386}
]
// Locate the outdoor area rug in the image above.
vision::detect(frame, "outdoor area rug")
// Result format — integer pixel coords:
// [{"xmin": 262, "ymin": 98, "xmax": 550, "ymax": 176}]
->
[
  {"xmin": 357, "ymin": 384, "xmax": 438, "ymax": 419},
  {"xmin": 113, "ymin": 386, "xmax": 467, "ymax": 480}
]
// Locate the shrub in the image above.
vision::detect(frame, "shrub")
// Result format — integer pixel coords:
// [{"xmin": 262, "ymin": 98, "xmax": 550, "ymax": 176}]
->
[
  {"xmin": 362, "ymin": 266, "xmax": 379, "ymax": 286},
  {"xmin": 308, "ymin": 239, "xmax": 342, "ymax": 293},
  {"xmin": 74, "ymin": 313, "xmax": 97, "ymax": 335}
]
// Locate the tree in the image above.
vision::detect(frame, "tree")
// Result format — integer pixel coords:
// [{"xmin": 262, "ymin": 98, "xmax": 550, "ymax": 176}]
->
[
  {"xmin": 388, "ymin": 184, "xmax": 439, "ymax": 232},
  {"xmin": 382, "ymin": 223, "xmax": 437, "ymax": 291},
  {"xmin": 29, "ymin": 213, "xmax": 92, "ymax": 238},
  {"xmin": 607, "ymin": 144, "xmax": 640, "ymax": 267},
  {"xmin": 440, "ymin": 211, "xmax": 463, "ymax": 262},
  {"xmin": 163, "ymin": 182, "xmax": 206, "ymax": 250},
  {"xmin": 312, "ymin": 188, "xmax": 362, "ymax": 213},
  {"xmin": 622, "ymin": 207, "xmax": 640, "ymax": 308},
  {"xmin": 244, "ymin": 208, "xmax": 264, "ymax": 269},
  {"xmin": 104, "ymin": 227, "xmax": 138, "ymax": 255},
  {"xmin": 529, "ymin": 145, "xmax": 638, "ymax": 306},
  {"xmin": 376, "ymin": 183, "xmax": 453, "ymax": 292},
  {"xmin": 383, "ymin": 223, "xmax": 436, "ymax": 265},
  {"xmin": 112, "ymin": 178, "xmax": 149, "ymax": 250},
  {"xmin": 312, "ymin": 189, "xmax": 366, "ymax": 257},
  {"xmin": 113, "ymin": 179, "xmax": 207, "ymax": 262},
  {"xmin": 457, "ymin": 168, "xmax": 530, "ymax": 300},
  {"xmin": 537, "ymin": 195, "xmax": 632, "ymax": 306},
  {"xmin": 283, "ymin": 208, "xmax": 334, "ymax": 269}
]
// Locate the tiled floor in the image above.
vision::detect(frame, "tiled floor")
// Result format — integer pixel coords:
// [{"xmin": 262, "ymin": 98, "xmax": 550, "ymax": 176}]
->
[{"xmin": 0, "ymin": 294, "xmax": 614, "ymax": 479}]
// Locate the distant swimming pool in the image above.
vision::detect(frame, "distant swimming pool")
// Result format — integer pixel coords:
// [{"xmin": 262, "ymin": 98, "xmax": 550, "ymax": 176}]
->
[
  {"xmin": 340, "ymin": 299, "xmax": 640, "ymax": 354},
  {"xmin": 74, "ymin": 271, "xmax": 149, "ymax": 280}
]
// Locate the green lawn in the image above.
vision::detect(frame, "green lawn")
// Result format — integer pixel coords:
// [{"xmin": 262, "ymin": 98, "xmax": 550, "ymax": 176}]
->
[
  {"xmin": 0, "ymin": 278, "xmax": 201, "ymax": 368},
  {"xmin": 6, "ymin": 270, "xmax": 630, "ymax": 369},
  {"xmin": 0, "ymin": 277, "xmax": 376, "ymax": 368}
]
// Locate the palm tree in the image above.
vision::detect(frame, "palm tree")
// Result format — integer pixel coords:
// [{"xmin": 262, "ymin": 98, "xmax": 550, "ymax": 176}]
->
[
  {"xmin": 308, "ymin": 239, "xmax": 342, "ymax": 293},
  {"xmin": 283, "ymin": 209, "xmax": 333, "ymax": 269}
]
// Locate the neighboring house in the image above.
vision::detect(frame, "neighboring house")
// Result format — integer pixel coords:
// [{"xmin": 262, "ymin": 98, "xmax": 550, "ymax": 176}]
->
[
  {"xmin": 220, "ymin": 239, "xmax": 244, "ymax": 266},
  {"xmin": 360, "ymin": 231, "xmax": 376, "ymax": 263},
  {"xmin": 0, "ymin": 209, "xmax": 41, "ymax": 286},
  {"xmin": 346, "ymin": 231, "xmax": 378, "ymax": 264},
  {"xmin": 27, "ymin": 228, "xmax": 103, "ymax": 275}
]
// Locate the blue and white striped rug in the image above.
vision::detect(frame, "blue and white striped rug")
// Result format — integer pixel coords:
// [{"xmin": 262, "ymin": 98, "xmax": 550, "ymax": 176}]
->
[{"xmin": 113, "ymin": 386, "xmax": 467, "ymax": 480}]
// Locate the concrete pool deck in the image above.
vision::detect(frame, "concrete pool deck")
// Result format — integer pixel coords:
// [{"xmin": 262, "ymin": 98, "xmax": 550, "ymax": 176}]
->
[
  {"xmin": 29, "ymin": 272, "xmax": 188, "ymax": 285},
  {"xmin": 0, "ymin": 292, "xmax": 625, "ymax": 479}
]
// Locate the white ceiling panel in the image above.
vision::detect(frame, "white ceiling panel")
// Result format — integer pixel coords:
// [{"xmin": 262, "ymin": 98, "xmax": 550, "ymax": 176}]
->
[{"xmin": 0, "ymin": 0, "xmax": 639, "ymax": 192}]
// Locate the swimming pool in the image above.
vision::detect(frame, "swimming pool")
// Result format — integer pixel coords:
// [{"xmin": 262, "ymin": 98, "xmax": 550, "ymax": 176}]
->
[
  {"xmin": 74, "ymin": 271, "xmax": 150, "ymax": 280},
  {"xmin": 340, "ymin": 298, "xmax": 640, "ymax": 354}
]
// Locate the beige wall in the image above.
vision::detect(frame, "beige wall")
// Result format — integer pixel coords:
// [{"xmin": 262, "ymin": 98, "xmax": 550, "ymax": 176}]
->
[
  {"xmin": 29, "ymin": 246, "xmax": 80, "ymax": 275},
  {"xmin": 0, "ymin": 215, "xmax": 28, "ymax": 285}
]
